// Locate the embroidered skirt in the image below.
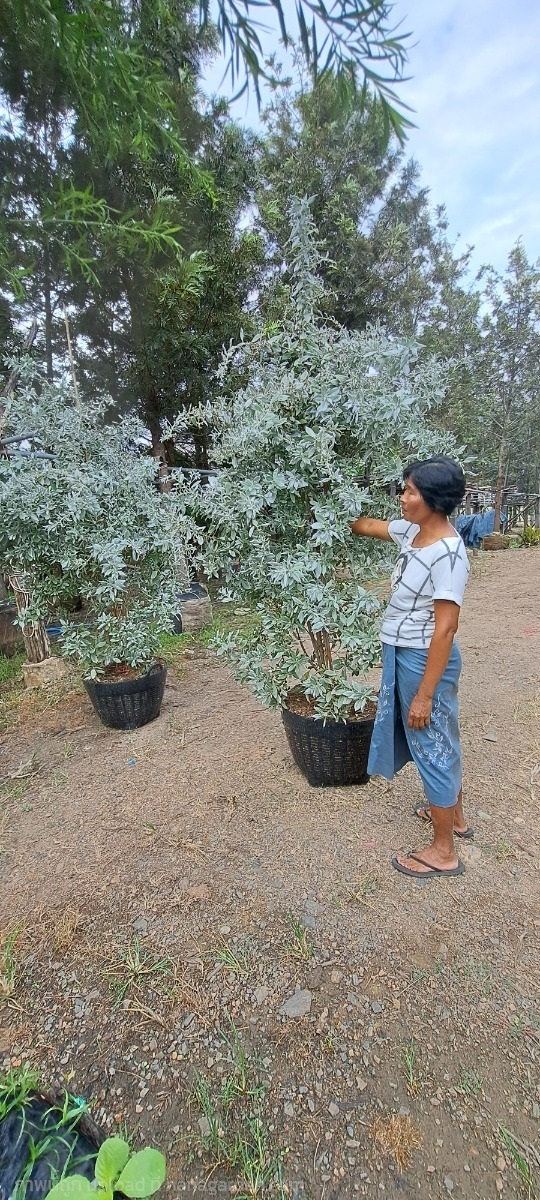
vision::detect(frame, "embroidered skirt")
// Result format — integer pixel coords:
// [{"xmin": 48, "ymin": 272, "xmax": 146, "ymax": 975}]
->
[{"xmin": 367, "ymin": 642, "xmax": 463, "ymax": 809}]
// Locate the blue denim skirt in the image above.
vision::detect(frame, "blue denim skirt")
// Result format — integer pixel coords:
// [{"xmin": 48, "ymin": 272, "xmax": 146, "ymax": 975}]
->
[{"xmin": 367, "ymin": 642, "xmax": 463, "ymax": 809}]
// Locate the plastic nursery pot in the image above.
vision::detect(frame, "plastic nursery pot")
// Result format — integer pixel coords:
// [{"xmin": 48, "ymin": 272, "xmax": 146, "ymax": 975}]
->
[
  {"xmin": 83, "ymin": 661, "xmax": 167, "ymax": 730},
  {"xmin": 281, "ymin": 701, "xmax": 376, "ymax": 788}
]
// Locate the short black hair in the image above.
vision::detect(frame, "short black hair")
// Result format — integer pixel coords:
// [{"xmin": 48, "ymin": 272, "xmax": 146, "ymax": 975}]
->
[{"xmin": 403, "ymin": 456, "xmax": 466, "ymax": 516}]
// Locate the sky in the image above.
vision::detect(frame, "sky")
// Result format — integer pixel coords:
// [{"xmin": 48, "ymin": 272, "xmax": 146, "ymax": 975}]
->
[{"xmin": 202, "ymin": 0, "xmax": 540, "ymax": 277}]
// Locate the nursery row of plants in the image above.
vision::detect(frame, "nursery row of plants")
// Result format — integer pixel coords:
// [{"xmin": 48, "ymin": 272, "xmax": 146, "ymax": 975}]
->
[{"xmin": 1, "ymin": 203, "xmax": 460, "ymax": 755}]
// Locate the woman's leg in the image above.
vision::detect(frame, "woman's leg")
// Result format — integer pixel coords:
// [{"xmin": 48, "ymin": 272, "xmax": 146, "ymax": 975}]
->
[
  {"xmin": 416, "ymin": 787, "xmax": 469, "ymax": 834},
  {"xmin": 394, "ymin": 802, "xmax": 460, "ymax": 873}
]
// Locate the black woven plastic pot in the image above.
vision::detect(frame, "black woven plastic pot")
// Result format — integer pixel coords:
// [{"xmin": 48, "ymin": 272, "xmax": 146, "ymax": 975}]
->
[
  {"xmin": 84, "ymin": 661, "xmax": 167, "ymax": 730},
  {"xmin": 282, "ymin": 705, "xmax": 375, "ymax": 787}
]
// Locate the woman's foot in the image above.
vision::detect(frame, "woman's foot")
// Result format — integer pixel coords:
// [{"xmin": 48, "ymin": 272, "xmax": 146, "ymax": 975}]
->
[
  {"xmin": 392, "ymin": 850, "xmax": 464, "ymax": 878},
  {"xmin": 413, "ymin": 804, "xmax": 474, "ymax": 839}
]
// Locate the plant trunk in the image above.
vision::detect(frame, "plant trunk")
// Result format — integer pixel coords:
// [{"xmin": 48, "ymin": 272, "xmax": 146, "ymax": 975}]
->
[
  {"xmin": 146, "ymin": 405, "xmax": 172, "ymax": 493},
  {"xmin": 43, "ymin": 238, "xmax": 54, "ymax": 383},
  {"xmin": 8, "ymin": 572, "xmax": 50, "ymax": 663},
  {"xmin": 493, "ymin": 427, "xmax": 507, "ymax": 534},
  {"xmin": 194, "ymin": 430, "xmax": 209, "ymax": 470},
  {"xmin": 307, "ymin": 623, "xmax": 333, "ymax": 670}
]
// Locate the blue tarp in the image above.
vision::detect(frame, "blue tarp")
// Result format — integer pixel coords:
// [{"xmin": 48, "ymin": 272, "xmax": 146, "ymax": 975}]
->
[{"xmin": 455, "ymin": 509, "xmax": 506, "ymax": 548}]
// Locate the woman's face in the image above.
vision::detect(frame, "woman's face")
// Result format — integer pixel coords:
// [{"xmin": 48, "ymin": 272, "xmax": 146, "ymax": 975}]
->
[{"xmin": 400, "ymin": 476, "xmax": 432, "ymax": 524}]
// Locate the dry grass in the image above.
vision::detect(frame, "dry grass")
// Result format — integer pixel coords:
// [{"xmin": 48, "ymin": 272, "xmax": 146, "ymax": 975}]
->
[
  {"xmin": 0, "ymin": 667, "xmax": 85, "ymax": 735},
  {"xmin": 513, "ymin": 691, "xmax": 540, "ymax": 727},
  {"xmin": 370, "ymin": 1113, "xmax": 423, "ymax": 1172},
  {"xmin": 53, "ymin": 906, "xmax": 83, "ymax": 951}
]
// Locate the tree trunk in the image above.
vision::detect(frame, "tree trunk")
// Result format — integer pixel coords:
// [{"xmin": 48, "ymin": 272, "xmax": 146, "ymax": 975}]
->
[
  {"xmin": 493, "ymin": 427, "xmax": 507, "ymax": 533},
  {"xmin": 8, "ymin": 572, "xmax": 50, "ymax": 663},
  {"xmin": 145, "ymin": 404, "xmax": 172, "ymax": 493},
  {"xmin": 43, "ymin": 238, "xmax": 54, "ymax": 382},
  {"xmin": 194, "ymin": 430, "xmax": 209, "ymax": 470}
]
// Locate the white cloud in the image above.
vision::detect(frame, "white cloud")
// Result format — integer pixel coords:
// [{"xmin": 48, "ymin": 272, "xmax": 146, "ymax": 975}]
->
[{"xmin": 400, "ymin": 0, "xmax": 540, "ymax": 270}]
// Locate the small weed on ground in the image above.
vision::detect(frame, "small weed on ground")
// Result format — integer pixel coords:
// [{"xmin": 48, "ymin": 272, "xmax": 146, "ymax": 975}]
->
[
  {"xmin": 499, "ymin": 1126, "xmax": 539, "ymax": 1199},
  {"xmin": 285, "ymin": 915, "xmax": 313, "ymax": 962},
  {"xmin": 458, "ymin": 1065, "xmax": 483, "ymax": 1097},
  {"xmin": 2, "ymin": 779, "xmax": 28, "ymax": 804},
  {"xmin": 0, "ymin": 923, "xmax": 23, "ymax": 998},
  {"xmin": 492, "ymin": 836, "xmax": 518, "ymax": 862},
  {"xmin": 345, "ymin": 873, "xmax": 379, "ymax": 906},
  {"xmin": 0, "ymin": 650, "xmax": 25, "ymax": 687},
  {"xmin": 190, "ymin": 1023, "xmax": 287, "ymax": 1198},
  {"xmin": 402, "ymin": 1039, "xmax": 420, "ymax": 1097},
  {"xmin": 212, "ymin": 937, "xmax": 253, "ymax": 977},
  {"xmin": 105, "ymin": 938, "xmax": 174, "ymax": 1007}
]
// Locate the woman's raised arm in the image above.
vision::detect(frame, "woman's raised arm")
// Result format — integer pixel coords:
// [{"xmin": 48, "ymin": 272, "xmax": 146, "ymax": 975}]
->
[{"xmin": 350, "ymin": 517, "xmax": 392, "ymax": 541}]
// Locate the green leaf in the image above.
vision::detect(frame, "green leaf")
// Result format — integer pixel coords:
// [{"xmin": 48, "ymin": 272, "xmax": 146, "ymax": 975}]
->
[
  {"xmin": 96, "ymin": 1137, "xmax": 131, "ymax": 1187},
  {"xmin": 115, "ymin": 1149, "xmax": 167, "ymax": 1197},
  {"xmin": 45, "ymin": 1178, "xmax": 96, "ymax": 1200}
]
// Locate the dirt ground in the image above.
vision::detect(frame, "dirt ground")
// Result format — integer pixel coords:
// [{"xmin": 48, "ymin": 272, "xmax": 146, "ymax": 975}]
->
[{"xmin": 0, "ymin": 549, "xmax": 539, "ymax": 1199}]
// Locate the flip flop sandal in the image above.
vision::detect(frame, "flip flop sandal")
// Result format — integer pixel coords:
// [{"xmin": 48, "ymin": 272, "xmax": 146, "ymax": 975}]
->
[
  {"xmin": 412, "ymin": 806, "xmax": 475, "ymax": 840},
  {"xmin": 392, "ymin": 853, "xmax": 465, "ymax": 879}
]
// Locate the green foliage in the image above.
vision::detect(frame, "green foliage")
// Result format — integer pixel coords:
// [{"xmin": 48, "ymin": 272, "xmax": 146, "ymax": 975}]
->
[
  {"xmin": 0, "ymin": 1065, "xmax": 40, "ymax": 1118},
  {"xmin": 202, "ymin": 0, "xmax": 412, "ymax": 139},
  {"xmin": 0, "ymin": 1071, "xmax": 98, "ymax": 1198},
  {"xmin": 519, "ymin": 525, "xmax": 540, "ymax": 546},
  {"xmin": 175, "ymin": 198, "xmax": 456, "ymax": 720},
  {"xmin": 0, "ymin": 361, "xmax": 195, "ymax": 674},
  {"xmin": 0, "ymin": 650, "xmax": 24, "ymax": 686},
  {"xmin": 466, "ymin": 246, "xmax": 540, "ymax": 518},
  {"xmin": 257, "ymin": 76, "xmax": 473, "ymax": 339},
  {"xmin": 45, "ymin": 1137, "xmax": 166, "ymax": 1200}
]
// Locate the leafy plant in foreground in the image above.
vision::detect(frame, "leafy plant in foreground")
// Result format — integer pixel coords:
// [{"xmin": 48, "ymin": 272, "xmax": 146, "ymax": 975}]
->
[{"xmin": 46, "ymin": 1136, "xmax": 166, "ymax": 1200}]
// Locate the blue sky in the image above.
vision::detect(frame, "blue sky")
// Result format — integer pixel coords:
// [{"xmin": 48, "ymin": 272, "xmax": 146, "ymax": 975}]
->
[{"xmin": 203, "ymin": 0, "xmax": 540, "ymax": 277}]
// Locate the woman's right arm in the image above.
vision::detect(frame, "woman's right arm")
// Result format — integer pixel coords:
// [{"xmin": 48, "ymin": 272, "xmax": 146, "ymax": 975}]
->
[{"xmin": 350, "ymin": 517, "xmax": 392, "ymax": 541}]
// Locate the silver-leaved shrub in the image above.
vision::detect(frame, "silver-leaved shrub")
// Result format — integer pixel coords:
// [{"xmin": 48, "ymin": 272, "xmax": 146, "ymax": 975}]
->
[
  {"xmin": 0, "ymin": 361, "xmax": 194, "ymax": 675},
  {"xmin": 175, "ymin": 198, "xmax": 458, "ymax": 720}
]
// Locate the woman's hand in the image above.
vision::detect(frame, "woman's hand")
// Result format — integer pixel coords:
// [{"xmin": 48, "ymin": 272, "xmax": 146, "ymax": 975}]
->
[{"xmin": 407, "ymin": 692, "xmax": 432, "ymax": 729}]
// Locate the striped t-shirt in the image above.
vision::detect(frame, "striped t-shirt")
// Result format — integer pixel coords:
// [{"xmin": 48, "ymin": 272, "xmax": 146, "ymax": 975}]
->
[{"xmin": 380, "ymin": 519, "xmax": 470, "ymax": 648}]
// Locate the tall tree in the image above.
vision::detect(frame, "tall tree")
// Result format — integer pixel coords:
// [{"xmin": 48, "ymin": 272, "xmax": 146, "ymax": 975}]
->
[
  {"xmin": 472, "ymin": 246, "xmax": 540, "ymax": 528},
  {"xmin": 256, "ymin": 72, "xmax": 472, "ymax": 336}
]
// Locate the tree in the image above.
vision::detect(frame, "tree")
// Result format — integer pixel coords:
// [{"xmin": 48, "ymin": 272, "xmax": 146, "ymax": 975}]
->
[
  {"xmin": 0, "ymin": 0, "xmax": 216, "ymax": 382},
  {"xmin": 256, "ymin": 74, "xmax": 473, "ymax": 337},
  {"xmin": 95, "ymin": 109, "xmax": 264, "ymax": 466},
  {"xmin": 6, "ymin": 0, "xmax": 413, "ymax": 141},
  {"xmin": 472, "ymin": 246, "xmax": 540, "ymax": 529},
  {"xmin": 178, "ymin": 199, "xmax": 457, "ymax": 720}
]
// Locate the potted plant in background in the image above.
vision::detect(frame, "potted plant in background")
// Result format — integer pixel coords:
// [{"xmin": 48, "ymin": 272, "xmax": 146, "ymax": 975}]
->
[
  {"xmin": 177, "ymin": 199, "xmax": 457, "ymax": 785},
  {"xmin": 0, "ymin": 360, "xmax": 194, "ymax": 728}
]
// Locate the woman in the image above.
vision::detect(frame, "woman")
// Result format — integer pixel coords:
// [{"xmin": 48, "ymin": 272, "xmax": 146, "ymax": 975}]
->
[{"xmin": 351, "ymin": 456, "xmax": 471, "ymax": 879}]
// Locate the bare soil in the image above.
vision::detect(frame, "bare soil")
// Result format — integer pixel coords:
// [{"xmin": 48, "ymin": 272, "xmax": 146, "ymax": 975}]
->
[{"xmin": 0, "ymin": 549, "xmax": 539, "ymax": 1199}]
